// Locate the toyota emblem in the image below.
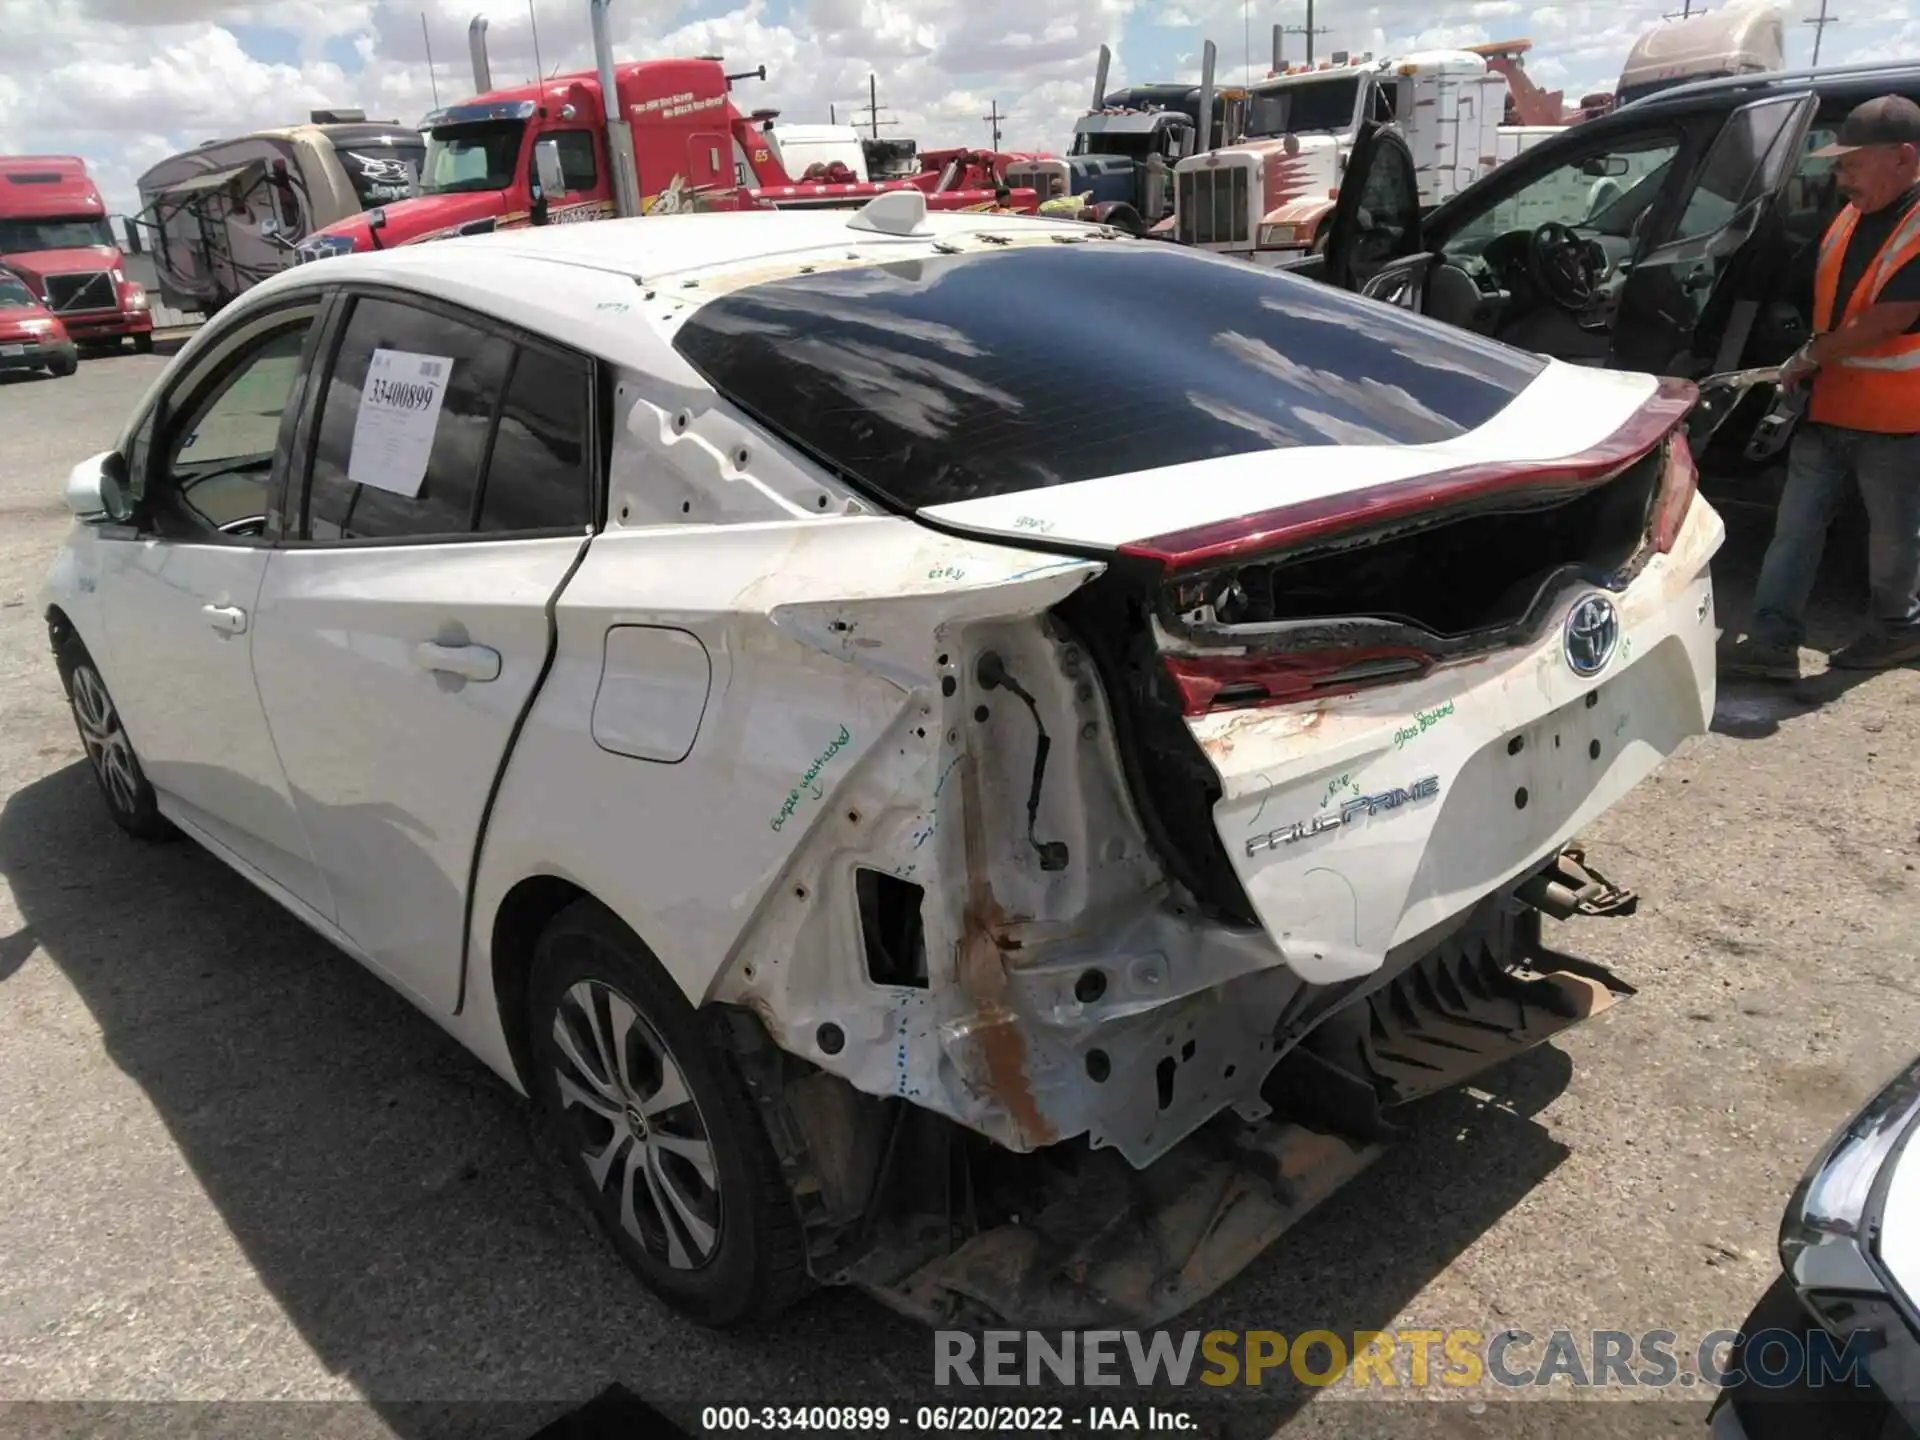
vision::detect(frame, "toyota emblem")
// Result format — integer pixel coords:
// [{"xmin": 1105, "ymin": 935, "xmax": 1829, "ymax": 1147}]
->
[{"xmin": 1563, "ymin": 594, "xmax": 1620, "ymax": 677}]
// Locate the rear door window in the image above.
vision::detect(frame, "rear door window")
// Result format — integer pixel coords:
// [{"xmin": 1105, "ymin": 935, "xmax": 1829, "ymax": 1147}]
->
[
  {"xmin": 670, "ymin": 243, "xmax": 1546, "ymax": 510},
  {"xmin": 300, "ymin": 294, "xmax": 594, "ymax": 541}
]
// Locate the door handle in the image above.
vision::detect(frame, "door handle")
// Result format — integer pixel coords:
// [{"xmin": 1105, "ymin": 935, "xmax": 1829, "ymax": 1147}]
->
[
  {"xmin": 202, "ymin": 604, "xmax": 248, "ymax": 636},
  {"xmin": 413, "ymin": 641, "xmax": 501, "ymax": 682}
]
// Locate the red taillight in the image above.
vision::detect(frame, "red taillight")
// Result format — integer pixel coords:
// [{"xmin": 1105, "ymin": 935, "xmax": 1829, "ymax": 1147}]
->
[
  {"xmin": 1117, "ymin": 376, "xmax": 1699, "ymax": 574},
  {"xmin": 1650, "ymin": 434, "xmax": 1698, "ymax": 554},
  {"xmin": 1130, "ymin": 378, "xmax": 1704, "ymax": 718},
  {"xmin": 1165, "ymin": 645, "xmax": 1434, "ymax": 716}
]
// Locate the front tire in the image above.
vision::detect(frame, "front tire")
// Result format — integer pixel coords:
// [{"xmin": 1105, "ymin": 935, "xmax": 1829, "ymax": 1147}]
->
[
  {"xmin": 56, "ymin": 637, "xmax": 171, "ymax": 840},
  {"xmin": 133, "ymin": 333, "xmax": 154, "ymax": 355},
  {"xmin": 48, "ymin": 354, "xmax": 77, "ymax": 378},
  {"xmin": 527, "ymin": 899, "xmax": 807, "ymax": 1327}
]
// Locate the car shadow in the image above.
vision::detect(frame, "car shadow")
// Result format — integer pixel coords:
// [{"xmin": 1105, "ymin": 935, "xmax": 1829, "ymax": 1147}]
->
[{"xmin": 0, "ymin": 760, "xmax": 1584, "ymax": 1440}]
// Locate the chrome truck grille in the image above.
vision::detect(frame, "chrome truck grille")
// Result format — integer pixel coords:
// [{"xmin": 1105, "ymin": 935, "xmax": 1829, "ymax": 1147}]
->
[
  {"xmin": 44, "ymin": 271, "xmax": 117, "ymax": 314},
  {"xmin": 1176, "ymin": 165, "xmax": 1250, "ymax": 246}
]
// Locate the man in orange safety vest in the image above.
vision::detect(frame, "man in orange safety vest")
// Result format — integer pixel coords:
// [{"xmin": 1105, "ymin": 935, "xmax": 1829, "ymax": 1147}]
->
[{"xmin": 1727, "ymin": 96, "xmax": 1920, "ymax": 679}]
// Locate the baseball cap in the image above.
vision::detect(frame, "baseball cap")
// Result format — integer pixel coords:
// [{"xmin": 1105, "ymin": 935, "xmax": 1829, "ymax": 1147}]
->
[{"xmin": 1811, "ymin": 95, "xmax": 1920, "ymax": 157}]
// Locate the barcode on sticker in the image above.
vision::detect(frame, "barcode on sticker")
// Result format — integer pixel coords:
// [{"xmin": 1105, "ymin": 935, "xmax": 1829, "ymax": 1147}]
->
[{"xmin": 420, "ymin": 361, "xmax": 444, "ymax": 378}]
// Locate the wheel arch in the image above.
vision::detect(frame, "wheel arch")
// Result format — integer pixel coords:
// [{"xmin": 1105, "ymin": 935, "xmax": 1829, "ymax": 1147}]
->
[
  {"xmin": 45, "ymin": 604, "xmax": 83, "ymax": 688},
  {"xmin": 486, "ymin": 871, "xmax": 594, "ymax": 1093}
]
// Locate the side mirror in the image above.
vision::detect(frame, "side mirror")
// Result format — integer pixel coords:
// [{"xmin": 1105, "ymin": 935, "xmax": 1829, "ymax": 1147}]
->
[
  {"xmin": 65, "ymin": 450, "xmax": 133, "ymax": 524},
  {"xmin": 534, "ymin": 138, "xmax": 567, "ymax": 200},
  {"xmin": 259, "ymin": 217, "xmax": 282, "ymax": 239}
]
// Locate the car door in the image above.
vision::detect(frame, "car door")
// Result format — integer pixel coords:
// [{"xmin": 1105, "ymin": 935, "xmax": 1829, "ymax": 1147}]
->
[
  {"xmin": 1607, "ymin": 92, "xmax": 1818, "ymax": 375},
  {"xmin": 248, "ymin": 288, "xmax": 598, "ymax": 1012},
  {"xmin": 94, "ymin": 294, "xmax": 334, "ymax": 914},
  {"xmin": 1319, "ymin": 121, "xmax": 1427, "ymax": 300}
]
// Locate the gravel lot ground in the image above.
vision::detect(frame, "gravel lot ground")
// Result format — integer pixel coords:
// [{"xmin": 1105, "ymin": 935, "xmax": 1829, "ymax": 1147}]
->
[{"xmin": 0, "ymin": 351, "xmax": 1914, "ymax": 1440}]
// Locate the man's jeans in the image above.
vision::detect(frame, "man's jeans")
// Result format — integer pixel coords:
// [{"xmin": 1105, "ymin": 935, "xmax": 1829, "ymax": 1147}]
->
[{"xmin": 1750, "ymin": 422, "xmax": 1920, "ymax": 649}]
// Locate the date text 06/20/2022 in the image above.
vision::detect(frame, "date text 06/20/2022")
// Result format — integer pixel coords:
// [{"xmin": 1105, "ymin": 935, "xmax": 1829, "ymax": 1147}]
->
[{"xmin": 700, "ymin": 1407, "xmax": 1198, "ymax": 1432}]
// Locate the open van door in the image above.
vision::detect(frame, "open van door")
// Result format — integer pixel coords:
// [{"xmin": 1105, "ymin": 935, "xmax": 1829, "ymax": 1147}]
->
[
  {"xmin": 1321, "ymin": 122, "xmax": 1426, "ymax": 298},
  {"xmin": 1606, "ymin": 91, "xmax": 1818, "ymax": 376}
]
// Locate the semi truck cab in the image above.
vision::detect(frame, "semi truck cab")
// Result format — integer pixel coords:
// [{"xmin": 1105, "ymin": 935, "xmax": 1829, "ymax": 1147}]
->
[
  {"xmin": 298, "ymin": 57, "xmax": 1033, "ymax": 263},
  {"xmin": 0, "ymin": 156, "xmax": 154, "ymax": 354},
  {"xmin": 1173, "ymin": 51, "xmax": 1510, "ymax": 262}
]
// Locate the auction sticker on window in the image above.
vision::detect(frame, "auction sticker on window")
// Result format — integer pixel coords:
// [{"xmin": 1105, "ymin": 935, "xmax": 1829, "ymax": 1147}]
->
[{"xmin": 347, "ymin": 348, "xmax": 453, "ymax": 497}]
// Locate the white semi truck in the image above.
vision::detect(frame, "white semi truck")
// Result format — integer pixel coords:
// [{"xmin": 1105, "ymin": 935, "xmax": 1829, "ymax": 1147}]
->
[
  {"xmin": 1170, "ymin": 47, "xmax": 1530, "ymax": 262},
  {"xmin": 1175, "ymin": 4, "xmax": 1787, "ymax": 266}
]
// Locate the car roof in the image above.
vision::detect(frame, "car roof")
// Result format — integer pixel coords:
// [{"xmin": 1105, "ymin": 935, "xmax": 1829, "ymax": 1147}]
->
[
  {"xmin": 1614, "ymin": 59, "xmax": 1920, "ymax": 115},
  {"xmin": 222, "ymin": 207, "xmax": 1127, "ymax": 386}
]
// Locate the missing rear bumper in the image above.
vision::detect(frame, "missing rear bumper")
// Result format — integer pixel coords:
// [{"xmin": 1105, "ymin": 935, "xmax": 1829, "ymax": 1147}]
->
[
  {"xmin": 770, "ymin": 862, "xmax": 1634, "ymax": 1328},
  {"xmin": 849, "ymin": 1115, "xmax": 1381, "ymax": 1329}
]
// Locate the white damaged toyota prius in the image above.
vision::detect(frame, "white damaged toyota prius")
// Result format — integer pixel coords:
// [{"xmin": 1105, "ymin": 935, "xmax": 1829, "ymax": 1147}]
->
[{"xmin": 42, "ymin": 193, "xmax": 1723, "ymax": 1329}]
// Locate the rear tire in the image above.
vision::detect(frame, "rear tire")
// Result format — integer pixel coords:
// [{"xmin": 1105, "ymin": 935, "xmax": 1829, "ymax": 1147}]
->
[
  {"xmin": 55, "ymin": 636, "xmax": 172, "ymax": 841},
  {"xmin": 527, "ymin": 899, "xmax": 807, "ymax": 1327},
  {"xmin": 133, "ymin": 333, "xmax": 154, "ymax": 355}
]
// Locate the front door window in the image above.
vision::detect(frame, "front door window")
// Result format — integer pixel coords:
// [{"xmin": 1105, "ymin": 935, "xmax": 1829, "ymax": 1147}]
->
[{"xmin": 1448, "ymin": 135, "xmax": 1680, "ymax": 259}]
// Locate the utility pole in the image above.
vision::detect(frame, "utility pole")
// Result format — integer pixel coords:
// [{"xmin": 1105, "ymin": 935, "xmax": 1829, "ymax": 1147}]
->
[
  {"xmin": 1662, "ymin": 0, "xmax": 1697, "ymax": 19},
  {"xmin": 853, "ymin": 73, "xmax": 898, "ymax": 139},
  {"xmin": 1804, "ymin": 0, "xmax": 1839, "ymax": 65},
  {"xmin": 1280, "ymin": 0, "xmax": 1330, "ymax": 66},
  {"xmin": 984, "ymin": 99, "xmax": 1005, "ymax": 150},
  {"xmin": 420, "ymin": 12, "xmax": 440, "ymax": 108}
]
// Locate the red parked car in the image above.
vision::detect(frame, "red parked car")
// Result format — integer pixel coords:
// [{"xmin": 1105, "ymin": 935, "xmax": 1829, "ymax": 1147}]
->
[{"xmin": 0, "ymin": 267, "xmax": 77, "ymax": 377}]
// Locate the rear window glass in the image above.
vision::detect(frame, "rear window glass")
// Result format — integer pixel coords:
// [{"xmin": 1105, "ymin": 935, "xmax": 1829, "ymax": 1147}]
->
[{"xmin": 669, "ymin": 243, "xmax": 1546, "ymax": 511}]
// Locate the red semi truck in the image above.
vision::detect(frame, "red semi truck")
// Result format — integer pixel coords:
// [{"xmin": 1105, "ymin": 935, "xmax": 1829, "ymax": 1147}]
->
[
  {"xmin": 297, "ymin": 10, "xmax": 1035, "ymax": 263},
  {"xmin": 0, "ymin": 156, "xmax": 154, "ymax": 354}
]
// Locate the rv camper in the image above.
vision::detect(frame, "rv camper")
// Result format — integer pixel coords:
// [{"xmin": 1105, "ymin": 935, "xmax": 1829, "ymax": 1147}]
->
[
  {"xmin": 135, "ymin": 113, "xmax": 423, "ymax": 314},
  {"xmin": 1616, "ymin": 2, "xmax": 1788, "ymax": 107}
]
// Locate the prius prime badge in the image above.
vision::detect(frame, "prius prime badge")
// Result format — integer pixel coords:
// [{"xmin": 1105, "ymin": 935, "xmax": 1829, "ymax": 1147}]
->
[{"xmin": 1563, "ymin": 594, "xmax": 1620, "ymax": 677}]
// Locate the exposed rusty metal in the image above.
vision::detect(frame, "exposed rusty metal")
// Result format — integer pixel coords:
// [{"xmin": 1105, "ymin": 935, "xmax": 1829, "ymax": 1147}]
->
[{"xmin": 954, "ymin": 750, "xmax": 1056, "ymax": 1150}]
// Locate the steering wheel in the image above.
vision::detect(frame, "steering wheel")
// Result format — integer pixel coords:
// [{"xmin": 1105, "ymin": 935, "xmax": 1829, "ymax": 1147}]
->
[{"xmin": 1527, "ymin": 222, "xmax": 1597, "ymax": 310}]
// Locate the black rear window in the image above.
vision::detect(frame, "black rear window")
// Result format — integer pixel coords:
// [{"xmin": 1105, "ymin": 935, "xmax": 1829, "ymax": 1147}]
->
[{"xmin": 670, "ymin": 244, "xmax": 1546, "ymax": 511}]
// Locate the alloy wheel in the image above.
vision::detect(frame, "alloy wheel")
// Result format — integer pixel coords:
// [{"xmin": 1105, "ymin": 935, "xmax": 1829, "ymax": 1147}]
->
[
  {"xmin": 70, "ymin": 664, "xmax": 142, "ymax": 818},
  {"xmin": 551, "ymin": 978, "xmax": 722, "ymax": 1270}
]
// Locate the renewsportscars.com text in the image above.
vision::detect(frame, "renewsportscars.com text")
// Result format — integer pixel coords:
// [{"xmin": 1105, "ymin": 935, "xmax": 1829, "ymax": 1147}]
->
[{"xmin": 933, "ymin": 1327, "xmax": 1876, "ymax": 1392}]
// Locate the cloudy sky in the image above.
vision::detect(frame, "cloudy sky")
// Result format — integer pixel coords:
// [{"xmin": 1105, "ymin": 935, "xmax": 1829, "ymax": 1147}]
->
[{"xmin": 3, "ymin": 0, "xmax": 1915, "ymax": 217}]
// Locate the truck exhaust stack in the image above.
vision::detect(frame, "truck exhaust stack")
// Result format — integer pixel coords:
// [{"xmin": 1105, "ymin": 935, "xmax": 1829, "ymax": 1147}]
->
[
  {"xmin": 1196, "ymin": 40, "xmax": 1216, "ymax": 155},
  {"xmin": 1272, "ymin": 22, "xmax": 1283, "ymax": 73},
  {"xmin": 589, "ymin": 0, "xmax": 644, "ymax": 217},
  {"xmin": 468, "ymin": 15, "xmax": 492, "ymax": 93},
  {"xmin": 1092, "ymin": 44, "xmax": 1111, "ymax": 111}
]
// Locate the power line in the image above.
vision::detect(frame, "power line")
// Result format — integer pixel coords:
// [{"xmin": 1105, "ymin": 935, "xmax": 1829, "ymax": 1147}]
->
[{"xmin": 1804, "ymin": 0, "xmax": 1840, "ymax": 65}]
